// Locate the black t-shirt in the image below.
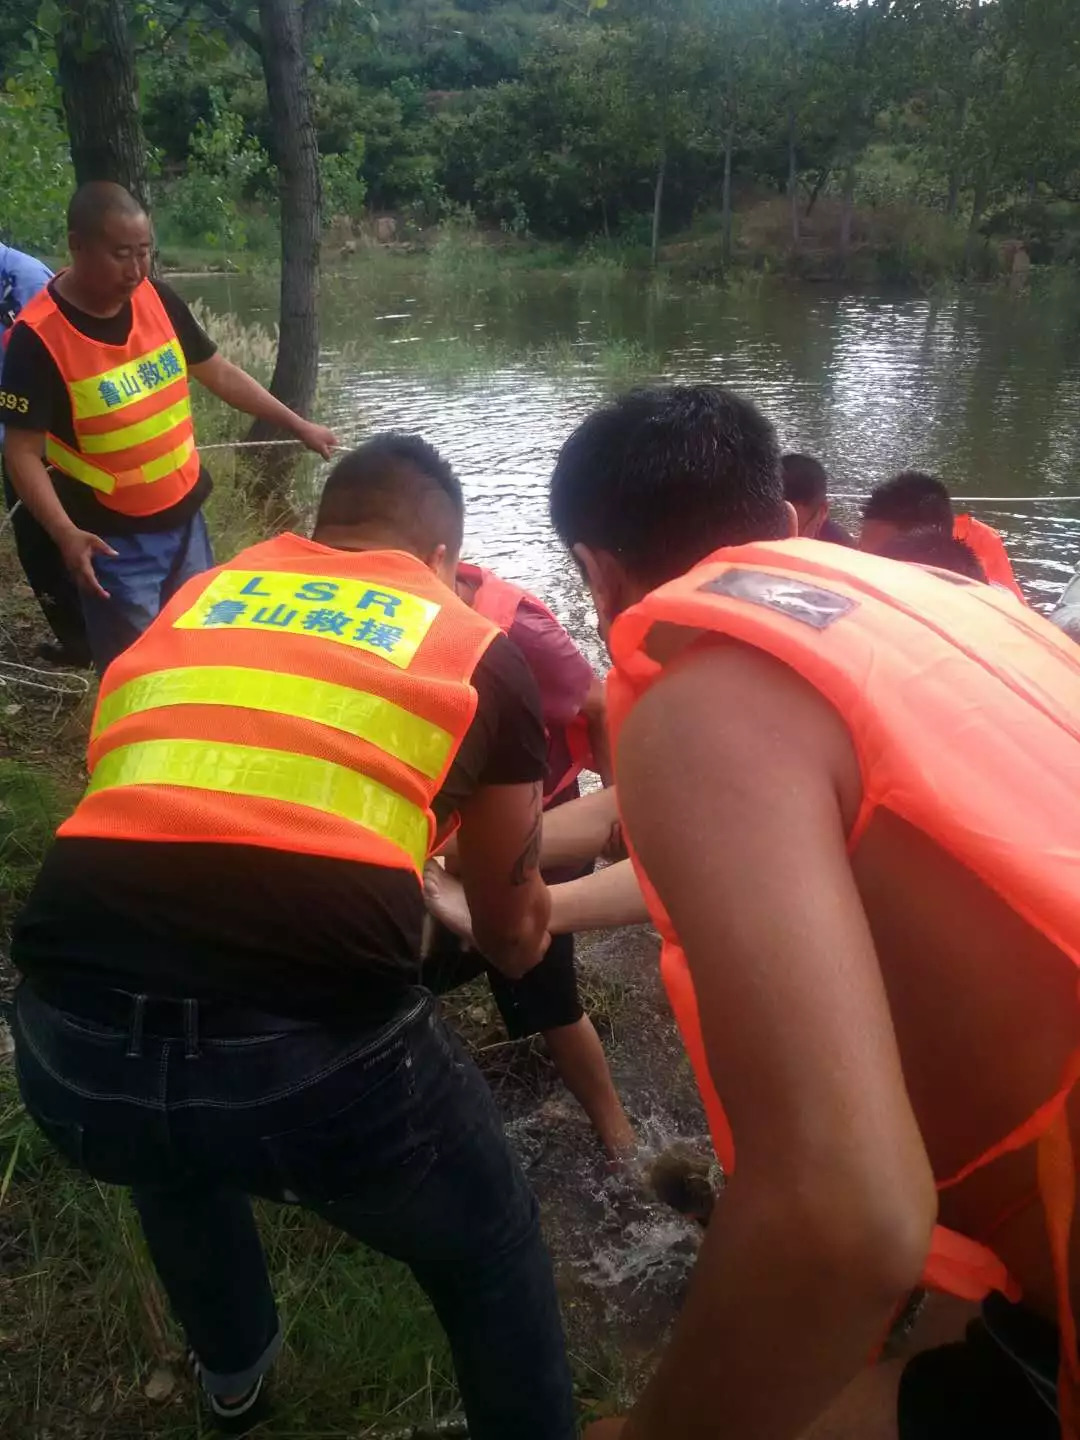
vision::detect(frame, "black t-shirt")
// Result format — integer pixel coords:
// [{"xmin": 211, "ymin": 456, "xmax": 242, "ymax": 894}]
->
[
  {"xmin": 0, "ymin": 278, "xmax": 216, "ymax": 535},
  {"xmin": 13, "ymin": 633, "xmax": 547, "ymax": 1021}
]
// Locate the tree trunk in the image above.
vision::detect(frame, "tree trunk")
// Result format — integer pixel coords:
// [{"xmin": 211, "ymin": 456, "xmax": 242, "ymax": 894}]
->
[
  {"xmin": 946, "ymin": 169, "xmax": 961, "ymax": 219},
  {"xmin": 964, "ymin": 174, "xmax": 988, "ymax": 272},
  {"xmin": 650, "ymin": 146, "xmax": 666, "ymax": 269},
  {"xmin": 840, "ymin": 161, "xmax": 857, "ymax": 262},
  {"xmin": 787, "ymin": 108, "xmax": 800, "ymax": 248},
  {"xmin": 721, "ymin": 127, "xmax": 735, "ymax": 268},
  {"xmin": 945, "ymin": 94, "xmax": 967, "ymax": 218},
  {"xmin": 805, "ymin": 167, "xmax": 830, "ymax": 218},
  {"xmin": 55, "ymin": 0, "xmax": 151, "ymax": 214},
  {"xmin": 246, "ymin": 0, "xmax": 322, "ymax": 505}
]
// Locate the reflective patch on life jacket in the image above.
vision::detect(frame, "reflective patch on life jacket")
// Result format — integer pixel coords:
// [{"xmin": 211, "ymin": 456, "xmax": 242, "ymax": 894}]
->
[
  {"xmin": 173, "ymin": 569, "xmax": 441, "ymax": 669},
  {"xmin": 699, "ymin": 568, "xmax": 857, "ymax": 630}
]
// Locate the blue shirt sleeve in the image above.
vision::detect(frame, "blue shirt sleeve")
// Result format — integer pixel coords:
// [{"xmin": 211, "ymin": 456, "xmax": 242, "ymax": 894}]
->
[{"xmin": 0, "ymin": 246, "xmax": 54, "ymax": 332}]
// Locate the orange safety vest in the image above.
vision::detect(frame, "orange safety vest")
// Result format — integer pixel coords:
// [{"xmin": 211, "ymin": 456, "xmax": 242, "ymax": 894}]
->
[
  {"xmin": 459, "ymin": 561, "xmax": 595, "ymax": 801},
  {"xmin": 61, "ymin": 535, "xmax": 499, "ymax": 877},
  {"xmin": 954, "ymin": 513, "xmax": 1024, "ymax": 599},
  {"xmin": 15, "ymin": 277, "xmax": 201, "ymax": 518},
  {"xmin": 607, "ymin": 539, "xmax": 1080, "ymax": 1432}
]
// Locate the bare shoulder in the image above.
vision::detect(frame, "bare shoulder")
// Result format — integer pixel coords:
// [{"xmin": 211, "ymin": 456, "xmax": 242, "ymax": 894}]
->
[{"xmin": 617, "ymin": 636, "xmax": 862, "ymax": 834}]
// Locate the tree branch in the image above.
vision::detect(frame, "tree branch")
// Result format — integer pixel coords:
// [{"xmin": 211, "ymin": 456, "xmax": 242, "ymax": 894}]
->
[{"xmin": 200, "ymin": 0, "xmax": 264, "ymax": 55}]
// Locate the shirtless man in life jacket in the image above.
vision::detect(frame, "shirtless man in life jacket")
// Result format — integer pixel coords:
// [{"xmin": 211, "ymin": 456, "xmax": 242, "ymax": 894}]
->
[{"xmin": 535, "ymin": 385, "xmax": 1080, "ymax": 1440}]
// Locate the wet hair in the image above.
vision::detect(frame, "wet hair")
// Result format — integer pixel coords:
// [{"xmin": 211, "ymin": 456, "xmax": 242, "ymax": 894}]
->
[
  {"xmin": 314, "ymin": 433, "xmax": 464, "ymax": 557},
  {"xmin": 877, "ymin": 527, "xmax": 987, "ymax": 582},
  {"xmin": 781, "ymin": 453, "xmax": 829, "ymax": 508},
  {"xmin": 67, "ymin": 181, "xmax": 146, "ymax": 240},
  {"xmin": 550, "ymin": 385, "xmax": 787, "ymax": 590},
  {"xmin": 863, "ymin": 471, "xmax": 953, "ymax": 531}
]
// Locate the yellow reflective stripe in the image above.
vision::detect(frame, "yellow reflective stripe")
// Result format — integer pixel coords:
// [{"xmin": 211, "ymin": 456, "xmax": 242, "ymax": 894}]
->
[
  {"xmin": 87, "ymin": 738, "xmax": 429, "ymax": 870},
  {"xmin": 45, "ymin": 437, "xmax": 115, "ymax": 492},
  {"xmin": 79, "ymin": 396, "xmax": 192, "ymax": 455},
  {"xmin": 94, "ymin": 665, "xmax": 453, "ymax": 779},
  {"xmin": 69, "ymin": 340, "xmax": 188, "ymax": 420},
  {"xmin": 45, "ymin": 434, "xmax": 195, "ymax": 492},
  {"xmin": 112, "ymin": 436, "xmax": 196, "ymax": 488}
]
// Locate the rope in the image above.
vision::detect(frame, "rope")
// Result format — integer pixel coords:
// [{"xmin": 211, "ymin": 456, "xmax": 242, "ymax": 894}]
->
[
  {"xmin": 0, "ymin": 658, "xmax": 90, "ymax": 698},
  {"xmin": 198, "ymin": 437, "xmax": 328, "ymax": 452},
  {"xmin": 831, "ymin": 492, "xmax": 1080, "ymax": 504}
]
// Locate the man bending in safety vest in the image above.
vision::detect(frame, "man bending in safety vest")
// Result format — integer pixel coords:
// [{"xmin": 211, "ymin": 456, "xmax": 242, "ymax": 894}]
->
[
  {"xmin": 542, "ymin": 386, "xmax": 1080, "ymax": 1440},
  {"xmin": 2, "ymin": 182, "xmax": 337, "ymax": 673},
  {"xmin": 425, "ymin": 556, "xmax": 634, "ymax": 1159},
  {"xmin": 859, "ymin": 469, "xmax": 1023, "ymax": 600},
  {"xmin": 10, "ymin": 434, "xmax": 575, "ymax": 1439}
]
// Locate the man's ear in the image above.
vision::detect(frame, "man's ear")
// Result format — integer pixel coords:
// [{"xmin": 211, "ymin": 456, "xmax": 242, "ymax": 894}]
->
[
  {"xmin": 782, "ymin": 501, "xmax": 800, "ymax": 539},
  {"xmin": 574, "ymin": 543, "xmax": 632, "ymax": 641},
  {"xmin": 426, "ymin": 542, "xmax": 455, "ymax": 588}
]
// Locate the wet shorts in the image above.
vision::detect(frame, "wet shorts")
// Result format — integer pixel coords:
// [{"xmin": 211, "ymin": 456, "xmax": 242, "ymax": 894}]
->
[
  {"xmin": 898, "ymin": 1293, "xmax": 1060, "ymax": 1438},
  {"xmin": 424, "ymin": 921, "xmax": 584, "ymax": 1040}
]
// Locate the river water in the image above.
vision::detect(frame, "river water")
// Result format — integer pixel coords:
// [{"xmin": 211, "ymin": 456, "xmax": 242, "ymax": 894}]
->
[{"xmin": 179, "ymin": 268, "xmax": 1080, "ymax": 644}]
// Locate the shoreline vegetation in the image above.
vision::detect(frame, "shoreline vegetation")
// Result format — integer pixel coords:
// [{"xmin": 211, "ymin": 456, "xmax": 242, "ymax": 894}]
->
[{"xmin": 150, "ymin": 196, "xmax": 1047, "ymax": 295}]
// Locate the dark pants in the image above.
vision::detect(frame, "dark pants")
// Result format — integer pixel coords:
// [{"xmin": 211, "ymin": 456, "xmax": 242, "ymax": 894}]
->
[
  {"xmin": 13, "ymin": 981, "xmax": 576, "ymax": 1440},
  {"xmin": 2, "ymin": 466, "xmax": 91, "ymax": 666}
]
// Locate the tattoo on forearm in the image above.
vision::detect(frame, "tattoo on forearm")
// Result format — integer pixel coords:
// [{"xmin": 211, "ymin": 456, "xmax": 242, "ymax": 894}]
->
[
  {"xmin": 510, "ymin": 785, "xmax": 543, "ymax": 885},
  {"xmin": 602, "ymin": 819, "xmax": 627, "ymax": 862}
]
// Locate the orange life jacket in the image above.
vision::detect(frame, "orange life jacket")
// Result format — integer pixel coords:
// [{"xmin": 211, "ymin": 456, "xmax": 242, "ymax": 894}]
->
[
  {"xmin": 62, "ymin": 536, "xmax": 499, "ymax": 878},
  {"xmin": 459, "ymin": 561, "xmax": 595, "ymax": 801},
  {"xmin": 14, "ymin": 277, "xmax": 201, "ymax": 517},
  {"xmin": 607, "ymin": 539, "xmax": 1080, "ymax": 1432},
  {"xmin": 954, "ymin": 513, "xmax": 1024, "ymax": 599}
]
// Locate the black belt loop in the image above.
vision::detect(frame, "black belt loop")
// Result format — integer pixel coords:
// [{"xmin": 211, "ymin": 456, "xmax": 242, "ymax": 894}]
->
[
  {"xmin": 183, "ymin": 998, "xmax": 199, "ymax": 1059},
  {"xmin": 126, "ymin": 994, "xmax": 147, "ymax": 1059}
]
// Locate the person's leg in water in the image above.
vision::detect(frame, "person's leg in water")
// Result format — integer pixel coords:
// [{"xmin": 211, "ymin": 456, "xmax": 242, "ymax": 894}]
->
[
  {"xmin": 487, "ymin": 926, "xmax": 635, "ymax": 1160},
  {"xmin": 13, "ymin": 982, "xmax": 575, "ymax": 1440},
  {"xmin": 424, "ymin": 914, "xmax": 635, "ymax": 1159}
]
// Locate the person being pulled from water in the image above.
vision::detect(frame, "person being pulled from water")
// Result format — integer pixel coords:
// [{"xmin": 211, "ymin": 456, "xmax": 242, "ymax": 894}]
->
[
  {"xmin": 9, "ymin": 434, "xmax": 576, "ymax": 1439},
  {"xmin": 528, "ymin": 383, "xmax": 1080, "ymax": 1440},
  {"xmin": 859, "ymin": 469, "xmax": 1023, "ymax": 598},
  {"xmin": 425, "ymin": 545, "xmax": 635, "ymax": 1160},
  {"xmin": 781, "ymin": 452, "xmax": 855, "ymax": 545}
]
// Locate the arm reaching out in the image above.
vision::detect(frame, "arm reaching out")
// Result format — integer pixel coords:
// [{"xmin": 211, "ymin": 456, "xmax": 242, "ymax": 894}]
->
[
  {"xmin": 190, "ymin": 354, "xmax": 338, "ymax": 458},
  {"xmin": 613, "ymin": 641, "xmax": 937, "ymax": 1440},
  {"xmin": 424, "ymin": 855, "xmax": 649, "ymax": 941},
  {"xmin": 454, "ymin": 780, "xmax": 550, "ymax": 978},
  {"xmin": 438, "ymin": 781, "xmax": 623, "ymax": 871}
]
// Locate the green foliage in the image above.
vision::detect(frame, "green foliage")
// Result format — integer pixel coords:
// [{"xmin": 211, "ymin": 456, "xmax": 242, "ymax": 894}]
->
[
  {"xmin": 321, "ymin": 135, "xmax": 369, "ymax": 223},
  {"xmin": 157, "ymin": 94, "xmax": 275, "ymax": 250},
  {"xmin": 12, "ymin": 0, "xmax": 1080, "ymax": 280},
  {"xmin": 0, "ymin": 56, "xmax": 74, "ymax": 253}
]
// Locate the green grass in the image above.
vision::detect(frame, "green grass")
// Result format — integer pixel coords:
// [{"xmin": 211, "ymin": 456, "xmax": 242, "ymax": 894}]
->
[
  {"xmin": 0, "ymin": 1066, "xmax": 467, "ymax": 1437},
  {"xmin": 0, "ymin": 759, "xmax": 78, "ymax": 958}
]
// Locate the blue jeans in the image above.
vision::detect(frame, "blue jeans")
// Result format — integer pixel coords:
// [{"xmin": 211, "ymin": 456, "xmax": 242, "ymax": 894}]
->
[
  {"xmin": 81, "ymin": 509, "xmax": 214, "ymax": 673},
  {"xmin": 13, "ymin": 982, "xmax": 575, "ymax": 1440}
]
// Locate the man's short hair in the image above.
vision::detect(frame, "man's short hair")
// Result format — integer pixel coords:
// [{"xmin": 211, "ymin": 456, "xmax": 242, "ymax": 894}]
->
[
  {"xmin": 67, "ymin": 181, "xmax": 146, "ymax": 239},
  {"xmin": 863, "ymin": 471, "xmax": 954, "ymax": 531},
  {"xmin": 878, "ymin": 527, "xmax": 987, "ymax": 582},
  {"xmin": 550, "ymin": 385, "xmax": 787, "ymax": 590},
  {"xmin": 314, "ymin": 433, "xmax": 465, "ymax": 557},
  {"xmin": 782, "ymin": 453, "xmax": 829, "ymax": 508}
]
